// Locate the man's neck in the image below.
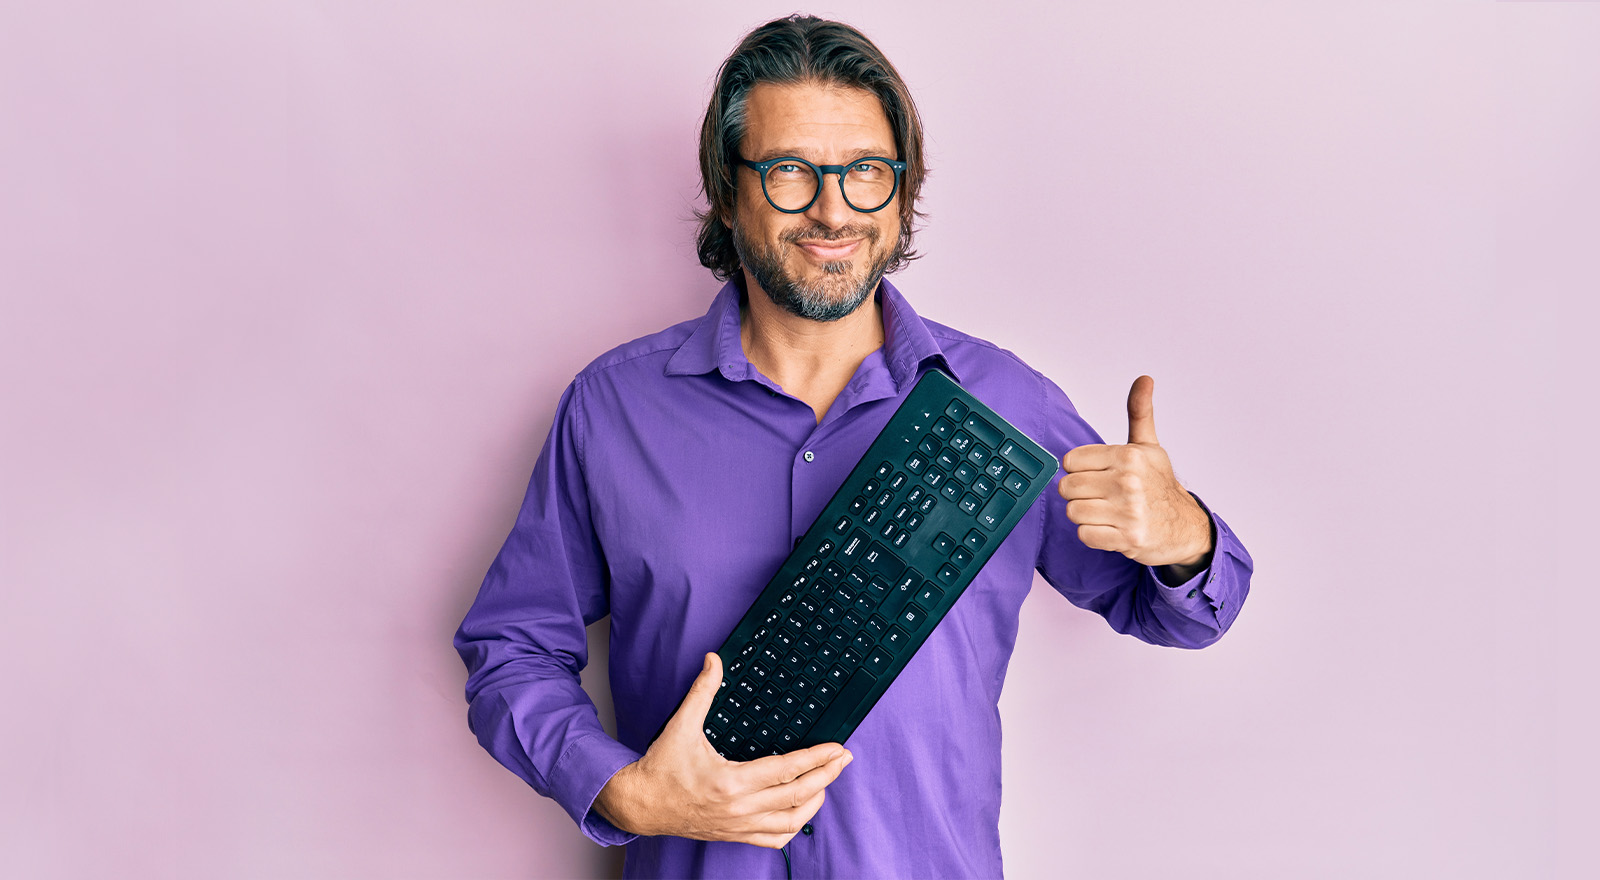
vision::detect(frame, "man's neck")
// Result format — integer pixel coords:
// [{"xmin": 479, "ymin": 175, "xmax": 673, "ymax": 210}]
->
[{"xmin": 738, "ymin": 273, "xmax": 886, "ymax": 424}]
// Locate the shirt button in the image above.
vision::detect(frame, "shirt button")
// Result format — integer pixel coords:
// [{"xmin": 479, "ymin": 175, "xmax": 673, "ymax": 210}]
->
[
  {"xmin": 801, "ymin": 823, "xmax": 814, "ymax": 835},
  {"xmin": 803, "ymin": 451, "xmax": 815, "ymax": 462}
]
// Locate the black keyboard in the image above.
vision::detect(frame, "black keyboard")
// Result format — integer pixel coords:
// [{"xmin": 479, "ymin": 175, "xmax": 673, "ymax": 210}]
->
[{"xmin": 695, "ymin": 369, "xmax": 1058, "ymax": 760}]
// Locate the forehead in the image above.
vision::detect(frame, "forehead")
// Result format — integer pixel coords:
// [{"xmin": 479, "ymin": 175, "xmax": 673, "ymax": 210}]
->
[{"xmin": 740, "ymin": 81, "xmax": 896, "ymax": 159}]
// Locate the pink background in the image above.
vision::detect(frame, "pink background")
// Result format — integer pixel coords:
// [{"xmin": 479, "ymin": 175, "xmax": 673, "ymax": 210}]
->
[{"xmin": 2, "ymin": 2, "xmax": 1595, "ymax": 878}]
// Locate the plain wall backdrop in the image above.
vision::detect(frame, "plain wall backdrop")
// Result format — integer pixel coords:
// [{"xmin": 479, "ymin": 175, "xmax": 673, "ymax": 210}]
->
[{"xmin": 2, "ymin": 1, "xmax": 1595, "ymax": 878}]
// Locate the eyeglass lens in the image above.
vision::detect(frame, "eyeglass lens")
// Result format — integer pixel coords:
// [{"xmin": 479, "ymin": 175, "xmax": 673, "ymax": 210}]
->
[{"xmin": 763, "ymin": 160, "xmax": 897, "ymax": 212}]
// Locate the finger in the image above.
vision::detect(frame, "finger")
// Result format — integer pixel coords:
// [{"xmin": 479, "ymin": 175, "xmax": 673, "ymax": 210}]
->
[
  {"xmin": 1058, "ymin": 470, "xmax": 1117, "ymax": 501},
  {"xmin": 1076, "ymin": 523, "xmax": 1126, "ymax": 553},
  {"xmin": 744, "ymin": 787, "xmax": 828, "ymax": 846},
  {"xmin": 739, "ymin": 742, "xmax": 847, "ymax": 789},
  {"xmin": 663, "ymin": 653, "xmax": 722, "ymax": 740},
  {"xmin": 1061, "ymin": 444, "xmax": 1115, "ymax": 474},
  {"xmin": 1064, "ymin": 498, "xmax": 1120, "ymax": 527},
  {"xmin": 1126, "ymin": 375, "xmax": 1159, "ymax": 446},
  {"xmin": 741, "ymin": 750, "xmax": 851, "ymax": 815}
]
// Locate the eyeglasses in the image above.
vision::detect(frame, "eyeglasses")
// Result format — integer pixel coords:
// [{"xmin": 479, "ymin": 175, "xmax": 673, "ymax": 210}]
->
[{"xmin": 737, "ymin": 155, "xmax": 907, "ymax": 214}]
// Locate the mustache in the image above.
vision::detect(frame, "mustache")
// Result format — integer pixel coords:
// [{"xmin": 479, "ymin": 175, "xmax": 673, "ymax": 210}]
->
[{"xmin": 781, "ymin": 224, "xmax": 880, "ymax": 245}]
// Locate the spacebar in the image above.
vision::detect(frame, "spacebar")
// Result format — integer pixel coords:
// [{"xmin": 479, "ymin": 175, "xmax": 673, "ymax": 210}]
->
[{"xmin": 814, "ymin": 669, "xmax": 879, "ymax": 736}]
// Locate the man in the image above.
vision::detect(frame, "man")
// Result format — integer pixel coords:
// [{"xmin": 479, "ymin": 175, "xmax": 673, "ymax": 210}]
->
[{"xmin": 455, "ymin": 15, "xmax": 1251, "ymax": 879}]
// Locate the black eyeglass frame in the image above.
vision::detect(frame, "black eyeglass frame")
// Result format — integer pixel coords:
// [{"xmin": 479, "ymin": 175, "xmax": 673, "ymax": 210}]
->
[{"xmin": 737, "ymin": 155, "xmax": 908, "ymax": 214}]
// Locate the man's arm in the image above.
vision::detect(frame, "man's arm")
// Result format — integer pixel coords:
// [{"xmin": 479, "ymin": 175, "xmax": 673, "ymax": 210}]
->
[
  {"xmin": 455, "ymin": 380, "xmax": 851, "ymax": 849},
  {"xmin": 1035, "ymin": 374, "xmax": 1252, "ymax": 647}
]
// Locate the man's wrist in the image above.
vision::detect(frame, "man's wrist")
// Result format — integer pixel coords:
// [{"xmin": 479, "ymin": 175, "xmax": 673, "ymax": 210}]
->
[{"xmin": 593, "ymin": 760, "xmax": 646, "ymax": 836}]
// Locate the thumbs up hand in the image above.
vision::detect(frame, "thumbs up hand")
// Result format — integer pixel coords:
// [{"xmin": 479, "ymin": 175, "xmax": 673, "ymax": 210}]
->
[{"xmin": 1059, "ymin": 376, "xmax": 1213, "ymax": 576}]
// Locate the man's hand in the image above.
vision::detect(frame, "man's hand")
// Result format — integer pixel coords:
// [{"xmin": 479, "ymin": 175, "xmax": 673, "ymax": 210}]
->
[
  {"xmin": 592, "ymin": 653, "xmax": 852, "ymax": 849},
  {"xmin": 1059, "ymin": 376, "xmax": 1214, "ymax": 580}
]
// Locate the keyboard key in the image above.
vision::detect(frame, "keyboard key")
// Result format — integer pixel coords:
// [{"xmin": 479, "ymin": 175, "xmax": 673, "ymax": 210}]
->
[
  {"xmin": 906, "ymin": 486, "xmax": 924, "ymax": 505},
  {"xmin": 967, "ymin": 444, "xmax": 990, "ymax": 466},
  {"xmin": 889, "ymin": 472, "xmax": 908, "ymax": 492},
  {"xmin": 940, "ymin": 482, "xmax": 961, "ymax": 501},
  {"xmin": 952, "ymin": 547, "xmax": 973, "ymax": 568},
  {"xmin": 963, "ymin": 530, "xmax": 986, "ymax": 551},
  {"xmin": 863, "ymin": 506, "xmax": 881, "ymax": 525},
  {"xmin": 833, "ymin": 516, "xmax": 852, "ymax": 534},
  {"xmin": 945, "ymin": 399, "xmax": 969, "ymax": 421},
  {"xmin": 1003, "ymin": 472, "xmax": 1029, "ymax": 495},
  {"xmin": 949, "ymin": 431, "xmax": 972, "ymax": 454},
  {"xmin": 936, "ymin": 563, "xmax": 959, "ymax": 584},
  {"xmin": 977, "ymin": 490, "xmax": 1017, "ymax": 530},
  {"xmin": 892, "ymin": 531, "xmax": 911, "ymax": 549},
  {"xmin": 953, "ymin": 462, "xmax": 978, "ymax": 484},
  {"xmin": 984, "ymin": 458, "xmax": 1007, "ymax": 479},
  {"xmin": 862, "ymin": 479, "xmax": 880, "ymax": 496},
  {"xmin": 865, "ymin": 647, "xmax": 895, "ymax": 675},
  {"xmin": 893, "ymin": 504, "xmax": 912, "ymax": 521},
  {"xmin": 905, "ymin": 452, "xmax": 927, "ymax": 474},
  {"xmin": 918, "ymin": 435, "xmax": 940, "ymax": 456},
  {"xmin": 816, "ymin": 539, "xmax": 836, "ymax": 556},
  {"xmin": 935, "ymin": 449, "xmax": 959, "ymax": 471},
  {"xmin": 918, "ymin": 495, "xmax": 937, "ymax": 513},
  {"xmin": 900, "ymin": 604, "xmax": 928, "ymax": 630},
  {"xmin": 880, "ymin": 521, "xmax": 898, "ymax": 540},
  {"xmin": 884, "ymin": 625, "xmax": 911, "ymax": 651},
  {"xmin": 859, "ymin": 542, "xmax": 905, "ymax": 583},
  {"xmin": 958, "ymin": 493, "xmax": 981, "ymax": 515},
  {"xmin": 998, "ymin": 440, "xmax": 1044, "ymax": 478},
  {"xmin": 906, "ymin": 513, "xmax": 925, "ymax": 530},
  {"xmin": 848, "ymin": 496, "xmax": 867, "ymax": 515},
  {"xmin": 971, "ymin": 475, "xmax": 996, "ymax": 498},
  {"xmin": 932, "ymin": 532, "xmax": 956, "ymax": 554},
  {"xmin": 962, "ymin": 415, "xmax": 1002, "ymax": 449},
  {"xmin": 875, "ymin": 490, "xmax": 894, "ymax": 508},
  {"xmin": 852, "ymin": 632, "xmax": 873, "ymax": 652},
  {"xmin": 931, "ymin": 417, "xmax": 955, "ymax": 439},
  {"xmin": 916, "ymin": 583, "xmax": 945, "ymax": 606},
  {"xmin": 823, "ymin": 562, "xmax": 845, "ymax": 581},
  {"xmin": 875, "ymin": 461, "xmax": 894, "ymax": 479},
  {"xmin": 865, "ymin": 615, "xmax": 889, "ymax": 636}
]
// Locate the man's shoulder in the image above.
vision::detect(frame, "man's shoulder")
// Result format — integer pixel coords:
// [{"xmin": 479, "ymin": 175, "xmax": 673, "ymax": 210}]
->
[
  {"xmin": 571, "ymin": 315, "xmax": 701, "ymax": 385},
  {"xmin": 917, "ymin": 314, "xmax": 1047, "ymax": 383}
]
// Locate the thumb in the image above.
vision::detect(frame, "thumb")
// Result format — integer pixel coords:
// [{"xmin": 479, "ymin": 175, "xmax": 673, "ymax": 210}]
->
[
  {"xmin": 1126, "ymin": 375, "xmax": 1159, "ymax": 446},
  {"xmin": 667, "ymin": 653, "xmax": 723, "ymax": 737}
]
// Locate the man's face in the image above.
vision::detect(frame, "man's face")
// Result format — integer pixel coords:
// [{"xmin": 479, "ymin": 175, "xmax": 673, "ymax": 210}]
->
[{"xmin": 731, "ymin": 81, "xmax": 902, "ymax": 322}]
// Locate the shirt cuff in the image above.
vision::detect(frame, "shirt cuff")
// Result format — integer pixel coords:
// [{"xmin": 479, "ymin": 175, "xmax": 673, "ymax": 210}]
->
[
  {"xmin": 1149, "ymin": 492, "xmax": 1223, "ymax": 613},
  {"xmin": 549, "ymin": 733, "xmax": 644, "ymax": 847}
]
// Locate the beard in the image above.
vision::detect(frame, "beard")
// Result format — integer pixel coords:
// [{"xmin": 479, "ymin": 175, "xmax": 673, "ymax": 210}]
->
[{"xmin": 732, "ymin": 219, "xmax": 898, "ymax": 322}]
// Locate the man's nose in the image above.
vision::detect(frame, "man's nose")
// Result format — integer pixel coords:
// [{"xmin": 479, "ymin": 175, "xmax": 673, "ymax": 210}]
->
[{"xmin": 804, "ymin": 170, "xmax": 856, "ymax": 229}]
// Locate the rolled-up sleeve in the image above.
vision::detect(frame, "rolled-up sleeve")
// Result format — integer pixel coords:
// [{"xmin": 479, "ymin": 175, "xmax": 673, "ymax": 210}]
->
[
  {"xmin": 1031, "ymin": 372, "xmax": 1253, "ymax": 649},
  {"xmin": 453, "ymin": 379, "xmax": 642, "ymax": 846}
]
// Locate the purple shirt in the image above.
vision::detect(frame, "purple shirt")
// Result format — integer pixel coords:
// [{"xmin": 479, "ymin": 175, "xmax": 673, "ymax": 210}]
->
[{"xmin": 454, "ymin": 278, "xmax": 1252, "ymax": 878}]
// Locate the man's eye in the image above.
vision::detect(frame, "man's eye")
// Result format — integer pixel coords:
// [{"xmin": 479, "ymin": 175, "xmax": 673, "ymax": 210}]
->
[{"xmin": 774, "ymin": 164, "xmax": 803, "ymax": 174}]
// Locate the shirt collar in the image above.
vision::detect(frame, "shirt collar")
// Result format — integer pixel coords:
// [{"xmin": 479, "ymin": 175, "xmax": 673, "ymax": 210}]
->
[{"xmin": 664, "ymin": 276, "xmax": 958, "ymax": 390}]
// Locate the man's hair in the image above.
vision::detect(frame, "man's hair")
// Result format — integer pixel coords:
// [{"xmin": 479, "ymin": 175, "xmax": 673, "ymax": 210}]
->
[{"xmin": 695, "ymin": 15, "xmax": 928, "ymax": 280}]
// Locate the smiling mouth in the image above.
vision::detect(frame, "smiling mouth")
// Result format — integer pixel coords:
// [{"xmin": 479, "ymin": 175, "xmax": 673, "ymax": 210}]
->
[{"xmin": 795, "ymin": 238, "xmax": 862, "ymax": 261}]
